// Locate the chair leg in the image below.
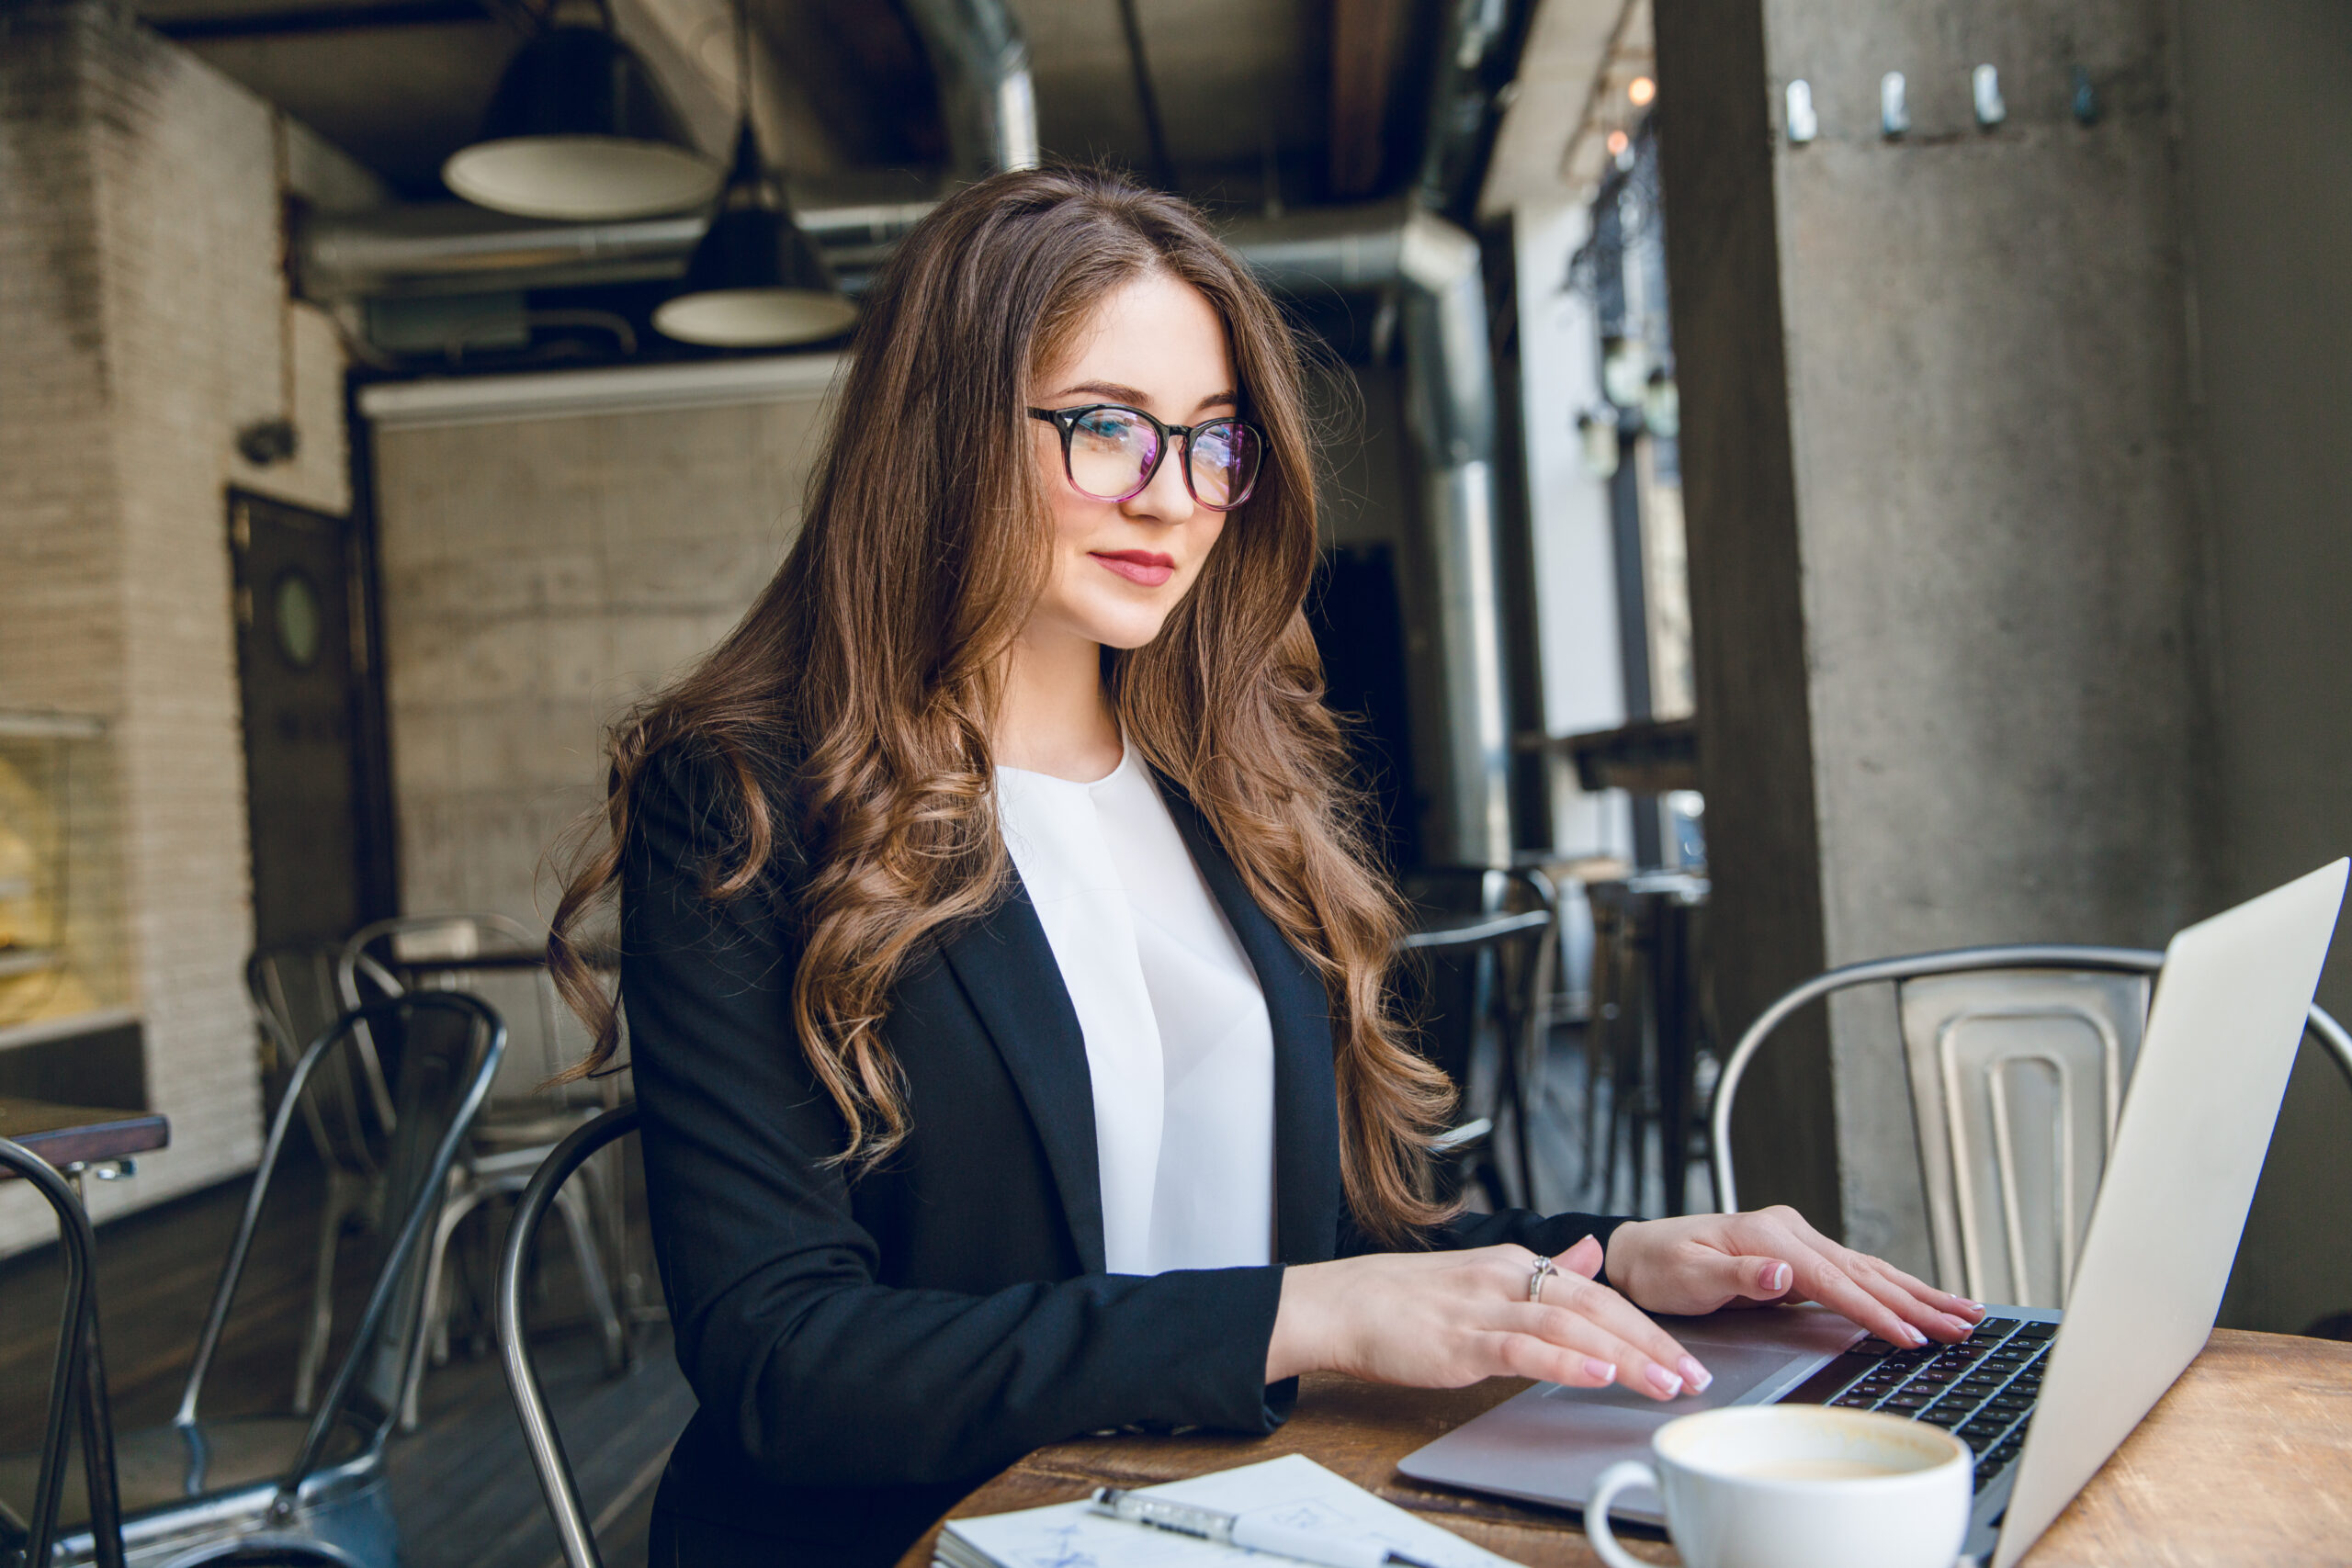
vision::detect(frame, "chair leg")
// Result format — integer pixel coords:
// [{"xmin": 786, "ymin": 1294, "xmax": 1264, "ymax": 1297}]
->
[
  {"xmin": 553, "ymin": 1180, "xmax": 628, "ymax": 1375},
  {"xmin": 294, "ymin": 1173, "xmax": 352, "ymax": 1415},
  {"xmin": 402, "ymin": 1181, "xmax": 491, "ymax": 1432}
]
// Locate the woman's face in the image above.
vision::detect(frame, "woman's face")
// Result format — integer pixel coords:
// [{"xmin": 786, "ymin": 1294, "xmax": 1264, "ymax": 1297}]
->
[{"xmin": 1022, "ymin": 269, "xmax": 1238, "ymax": 655}]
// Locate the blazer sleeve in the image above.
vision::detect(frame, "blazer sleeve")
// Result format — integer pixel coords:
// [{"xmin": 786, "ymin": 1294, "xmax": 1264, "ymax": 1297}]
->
[
  {"xmin": 1337, "ymin": 1207, "xmax": 1635, "ymax": 1286},
  {"xmin": 1436, "ymin": 1210, "xmax": 1635, "ymax": 1289},
  {"xmin": 620, "ymin": 749, "xmax": 1289, "ymax": 1492}
]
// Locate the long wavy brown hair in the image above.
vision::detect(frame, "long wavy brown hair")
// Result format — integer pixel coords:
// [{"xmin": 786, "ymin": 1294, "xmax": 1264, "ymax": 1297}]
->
[{"xmin": 548, "ymin": 166, "xmax": 1455, "ymax": 1245}]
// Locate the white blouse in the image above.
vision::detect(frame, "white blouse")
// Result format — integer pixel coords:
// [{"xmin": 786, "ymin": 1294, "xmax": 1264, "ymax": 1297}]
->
[{"xmin": 994, "ymin": 741, "xmax": 1276, "ymax": 1276}]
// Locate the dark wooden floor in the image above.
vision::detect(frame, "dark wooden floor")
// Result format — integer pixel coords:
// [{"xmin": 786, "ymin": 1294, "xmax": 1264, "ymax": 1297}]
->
[{"xmin": 0, "ymin": 1157, "xmax": 694, "ymax": 1568}]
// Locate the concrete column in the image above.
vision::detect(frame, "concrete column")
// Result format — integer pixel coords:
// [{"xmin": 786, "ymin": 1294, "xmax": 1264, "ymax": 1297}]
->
[{"xmin": 1655, "ymin": 0, "xmax": 2211, "ymax": 1269}]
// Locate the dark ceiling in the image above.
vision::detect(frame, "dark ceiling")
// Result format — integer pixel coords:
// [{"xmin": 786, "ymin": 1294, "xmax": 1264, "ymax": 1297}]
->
[{"xmin": 131, "ymin": 0, "xmax": 1442, "ymax": 210}]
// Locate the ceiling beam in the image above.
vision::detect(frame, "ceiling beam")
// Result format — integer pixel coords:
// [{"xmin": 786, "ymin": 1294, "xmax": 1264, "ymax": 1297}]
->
[
  {"xmin": 1329, "ymin": 0, "xmax": 1408, "ymax": 198},
  {"xmin": 148, "ymin": 0, "xmax": 505, "ymax": 41}
]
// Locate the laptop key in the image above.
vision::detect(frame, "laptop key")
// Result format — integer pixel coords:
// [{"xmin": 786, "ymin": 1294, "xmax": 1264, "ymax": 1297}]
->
[
  {"xmin": 1833, "ymin": 1391, "xmax": 1878, "ymax": 1408},
  {"xmin": 2013, "ymin": 1321, "xmax": 2057, "ymax": 1339},
  {"xmin": 1920, "ymin": 1406, "xmax": 1969, "ymax": 1427}
]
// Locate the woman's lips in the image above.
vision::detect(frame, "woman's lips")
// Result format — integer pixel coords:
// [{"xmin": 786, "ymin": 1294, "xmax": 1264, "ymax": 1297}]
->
[{"xmin": 1091, "ymin": 549, "xmax": 1175, "ymax": 587}]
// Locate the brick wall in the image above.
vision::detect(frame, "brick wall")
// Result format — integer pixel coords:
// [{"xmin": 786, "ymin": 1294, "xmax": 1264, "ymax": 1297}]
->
[
  {"xmin": 365, "ymin": 365, "xmax": 833, "ymax": 1075},
  {"xmin": 0, "ymin": 2, "xmax": 352, "ymax": 1250}
]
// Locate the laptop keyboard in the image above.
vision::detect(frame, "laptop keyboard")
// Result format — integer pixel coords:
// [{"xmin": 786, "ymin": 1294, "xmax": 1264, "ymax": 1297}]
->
[{"xmin": 1826, "ymin": 1313, "xmax": 2055, "ymax": 1494}]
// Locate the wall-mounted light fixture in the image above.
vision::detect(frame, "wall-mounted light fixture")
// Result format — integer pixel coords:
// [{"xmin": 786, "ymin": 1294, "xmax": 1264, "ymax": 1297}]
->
[
  {"xmin": 1785, "ymin": 79, "xmax": 1818, "ymax": 144},
  {"xmin": 1880, "ymin": 71, "xmax": 1910, "ymax": 138},
  {"xmin": 1972, "ymin": 64, "xmax": 2007, "ymax": 128},
  {"xmin": 444, "ymin": 0, "xmax": 721, "ymax": 221},
  {"xmin": 652, "ymin": 0, "xmax": 856, "ymax": 347}
]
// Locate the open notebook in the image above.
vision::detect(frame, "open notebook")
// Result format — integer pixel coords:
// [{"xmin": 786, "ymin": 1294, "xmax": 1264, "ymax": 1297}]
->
[{"xmin": 935, "ymin": 1454, "xmax": 1515, "ymax": 1568}]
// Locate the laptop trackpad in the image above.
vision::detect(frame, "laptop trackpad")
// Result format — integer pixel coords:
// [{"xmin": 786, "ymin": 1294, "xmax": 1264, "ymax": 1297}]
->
[{"xmin": 1393, "ymin": 1305, "xmax": 1867, "ymax": 1524}]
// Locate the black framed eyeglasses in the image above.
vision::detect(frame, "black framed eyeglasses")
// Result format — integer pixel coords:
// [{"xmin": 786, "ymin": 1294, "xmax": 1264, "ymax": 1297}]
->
[{"xmin": 1027, "ymin": 403, "xmax": 1264, "ymax": 512}]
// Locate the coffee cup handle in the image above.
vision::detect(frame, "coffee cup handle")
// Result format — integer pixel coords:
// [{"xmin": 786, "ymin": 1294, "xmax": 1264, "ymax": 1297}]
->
[{"xmin": 1586, "ymin": 1460, "xmax": 1668, "ymax": 1568}]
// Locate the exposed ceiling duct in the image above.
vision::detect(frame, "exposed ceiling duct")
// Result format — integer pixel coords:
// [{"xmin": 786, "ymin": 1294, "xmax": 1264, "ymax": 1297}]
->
[
  {"xmin": 297, "ymin": 200, "xmax": 938, "ymax": 300},
  {"xmin": 1229, "ymin": 204, "xmax": 1514, "ymax": 866},
  {"xmin": 900, "ymin": 0, "xmax": 1038, "ymax": 177}
]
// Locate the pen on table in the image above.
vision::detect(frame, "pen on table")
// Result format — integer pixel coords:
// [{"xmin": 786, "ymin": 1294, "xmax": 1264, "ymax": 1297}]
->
[{"xmin": 1088, "ymin": 1487, "xmax": 1446, "ymax": 1568}]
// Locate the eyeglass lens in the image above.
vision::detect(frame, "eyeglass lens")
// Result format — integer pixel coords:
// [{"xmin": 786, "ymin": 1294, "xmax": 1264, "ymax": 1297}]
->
[{"xmin": 1065, "ymin": 408, "xmax": 1261, "ymax": 509}]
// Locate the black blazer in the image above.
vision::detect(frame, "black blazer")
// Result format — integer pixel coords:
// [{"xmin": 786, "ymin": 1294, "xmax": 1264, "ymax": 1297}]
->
[{"xmin": 619, "ymin": 748, "xmax": 1627, "ymax": 1568}]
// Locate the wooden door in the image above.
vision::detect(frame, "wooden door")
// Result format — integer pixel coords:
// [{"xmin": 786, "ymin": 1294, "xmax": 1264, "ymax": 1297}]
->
[{"xmin": 231, "ymin": 491, "xmax": 391, "ymax": 949}]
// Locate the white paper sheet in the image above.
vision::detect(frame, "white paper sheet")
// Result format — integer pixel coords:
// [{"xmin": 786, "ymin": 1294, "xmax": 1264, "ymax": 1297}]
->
[{"xmin": 937, "ymin": 1452, "xmax": 1520, "ymax": 1568}]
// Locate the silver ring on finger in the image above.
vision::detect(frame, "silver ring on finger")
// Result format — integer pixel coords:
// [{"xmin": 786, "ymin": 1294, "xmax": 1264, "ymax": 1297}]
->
[{"xmin": 1528, "ymin": 1255, "xmax": 1556, "ymax": 1303}]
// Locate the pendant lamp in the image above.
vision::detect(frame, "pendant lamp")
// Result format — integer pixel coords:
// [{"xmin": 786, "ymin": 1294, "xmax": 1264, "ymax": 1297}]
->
[
  {"xmin": 445, "ymin": 0, "xmax": 722, "ymax": 221},
  {"xmin": 652, "ymin": 0, "xmax": 856, "ymax": 346}
]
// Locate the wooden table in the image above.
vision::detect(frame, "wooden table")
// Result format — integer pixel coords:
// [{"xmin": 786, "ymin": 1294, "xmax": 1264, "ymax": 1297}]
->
[
  {"xmin": 0, "ymin": 1098, "xmax": 168, "ymax": 1568},
  {"xmin": 0, "ymin": 1096, "xmax": 169, "ymax": 1171},
  {"xmin": 904, "ymin": 1329, "xmax": 2352, "ymax": 1567}
]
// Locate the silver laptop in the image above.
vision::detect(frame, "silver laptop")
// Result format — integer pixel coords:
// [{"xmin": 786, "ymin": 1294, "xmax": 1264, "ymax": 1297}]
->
[{"xmin": 1397, "ymin": 860, "xmax": 2346, "ymax": 1568}]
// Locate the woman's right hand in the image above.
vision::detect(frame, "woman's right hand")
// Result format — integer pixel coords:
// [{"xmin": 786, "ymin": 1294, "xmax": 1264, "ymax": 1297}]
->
[{"xmin": 1264, "ymin": 1235, "xmax": 1712, "ymax": 1402}]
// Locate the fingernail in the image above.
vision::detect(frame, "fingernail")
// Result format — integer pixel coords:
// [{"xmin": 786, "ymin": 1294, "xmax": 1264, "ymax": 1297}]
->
[
  {"xmin": 1903, "ymin": 1324, "xmax": 1928, "ymax": 1347},
  {"xmin": 1962, "ymin": 1301, "xmax": 1987, "ymax": 1316},
  {"xmin": 1646, "ymin": 1363, "xmax": 1684, "ymax": 1398},
  {"xmin": 1764, "ymin": 1262, "xmax": 1792, "ymax": 1292},
  {"xmin": 1941, "ymin": 1313, "xmax": 1974, "ymax": 1336},
  {"xmin": 1586, "ymin": 1358, "xmax": 1618, "ymax": 1383},
  {"xmin": 1679, "ymin": 1355, "xmax": 1713, "ymax": 1393}
]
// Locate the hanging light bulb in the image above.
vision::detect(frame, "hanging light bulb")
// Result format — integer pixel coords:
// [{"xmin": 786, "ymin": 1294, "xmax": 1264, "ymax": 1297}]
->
[
  {"xmin": 445, "ymin": 0, "xmax": 721, "ymax": 221},
  {"xmin": 653, "ymin": 0, "xmax": 855, "ymax": 347}
]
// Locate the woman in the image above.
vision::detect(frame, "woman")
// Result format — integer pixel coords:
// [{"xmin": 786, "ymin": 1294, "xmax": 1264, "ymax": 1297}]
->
[{"xmin": 548, "ymin": 167, "xmax": 1980, "ymax": 1568}]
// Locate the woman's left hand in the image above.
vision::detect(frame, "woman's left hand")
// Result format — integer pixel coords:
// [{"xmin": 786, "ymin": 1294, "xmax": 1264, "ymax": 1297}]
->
[{"xmin": 1602, "ymin": 1207, "xmax": 1985, "ymax": 1348}]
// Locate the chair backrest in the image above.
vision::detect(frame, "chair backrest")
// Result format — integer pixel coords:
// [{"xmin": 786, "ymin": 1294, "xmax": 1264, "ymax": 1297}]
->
[
  {"xmin": 498, "ymin": 1105, "xmax": 639, "ymax": 1568},
  {"xmin": 340, "ymin": 913, "xmax": 579, "ymax": 1103},
  {"xmin": 0, "ymin": 1135, "xmax": 107, "ymax": 1568},
  {"xmin": 176, "ymin": 993, "xmax": 504, "ymax": 1499},
  {"xmin": 1711, "ymin": 944, "xmax": 2352, "ymax": 1308},
  {"xmin": 1396, "ymin": 867, "xmax": 1558, "ymax": 1087},
  {"xmin": 248, "ymin": 945, "xmax": 403, "ymax": 1178}
]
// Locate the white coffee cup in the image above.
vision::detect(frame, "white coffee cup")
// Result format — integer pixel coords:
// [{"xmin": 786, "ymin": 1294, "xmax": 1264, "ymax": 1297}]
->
[{"xmin": 1583, "ymin": 1404, "xmax": 1972, "ymax": 1568}]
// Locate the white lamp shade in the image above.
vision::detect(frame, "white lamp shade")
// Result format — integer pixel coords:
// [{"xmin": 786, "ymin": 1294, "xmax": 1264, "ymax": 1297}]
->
[
  {"xmin": 443, "ymin": 135, "xmax": 721, "ymax": 221},
  {"xmin": 652, "ymin": 288, "xmax": 860, "ymax": 347}
]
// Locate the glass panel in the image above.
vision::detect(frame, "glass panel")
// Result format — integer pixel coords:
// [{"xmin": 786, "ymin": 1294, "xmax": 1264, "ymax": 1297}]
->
[
  {"xmin": 0, "ymin": 714, "xmax": 129, "ymax": 1039},
  {"xmin": 1188, "ymin": 420, "xmax": 1259, "ymax": 508},
  {"xmin": 1066, "ymin": 407, "xmax": 1157, "ymax": 500}
]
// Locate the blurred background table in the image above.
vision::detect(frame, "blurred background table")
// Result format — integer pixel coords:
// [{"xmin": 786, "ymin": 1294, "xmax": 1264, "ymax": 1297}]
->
[
  {"xmin": 0, "ymin": 1098, "xmax": 166, "ymax": 1171},
  {"xmin": 900, "ymin": 1328, "xmax": 2352, "ymax": 1568},
  {"xmin": 0, "ymin": 1098, "xmax": 167, "ymax": 1566}
]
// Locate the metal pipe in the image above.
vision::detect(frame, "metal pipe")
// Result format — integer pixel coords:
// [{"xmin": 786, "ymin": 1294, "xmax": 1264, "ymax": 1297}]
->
[
  {"xmin": 298, "ymin": 201, "xmax": 939, "ymax": 300},
  {"xmin": 899, "ymin": 0, "xmax": 1038, "ymax": 177},
  {"xmin": 1233, "ymin": 203, "xmax": 1515, "ymax": 864}
]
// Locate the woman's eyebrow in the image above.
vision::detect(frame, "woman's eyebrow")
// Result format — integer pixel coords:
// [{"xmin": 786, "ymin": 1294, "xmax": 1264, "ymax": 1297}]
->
[
  {"xmin": 1048, "ymin": 380, "xmax": 1241, "ymax": 413},
  {"xmin": 1053, "ymin": 378, "xmax": 1153, "ymax": 405}
]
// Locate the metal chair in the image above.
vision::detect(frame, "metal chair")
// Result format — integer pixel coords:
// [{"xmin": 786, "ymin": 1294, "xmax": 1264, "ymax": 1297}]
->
[
  {"xmin": 1396, "ymin": 867, "xmax": 1559, "ymax": 1209},
  {"xmin": 0, "ymin": 994, "xmax": 503, "ymax": 1568},
  {"xmin": 337, "ymin": 914, "xmax": 624, "ymax": 1430},
  {"xmin": 0, "ymin": 1134, "xmax": 119, "ymax": 1568},
  {"xmin": 1709, "ymin": 944, "xmax": 2352, "ymax": 1308},
  {"xmin": 497, "ymin": 1106, "xmax": 640, "ymax": 1568},
  {"xmin": 245, "ymin": 945, "xmax": 406, "ymax": 1416}
]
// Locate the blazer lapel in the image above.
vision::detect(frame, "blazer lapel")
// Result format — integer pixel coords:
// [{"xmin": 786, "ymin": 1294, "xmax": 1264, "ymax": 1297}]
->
[
  {"xmin": 938, "ymin": 881, "xmax": 1108, "ymax": 1274},
  {"xmin": 1156, "ymin": 780, "xmax": 1344, "ymax": 1266}
]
